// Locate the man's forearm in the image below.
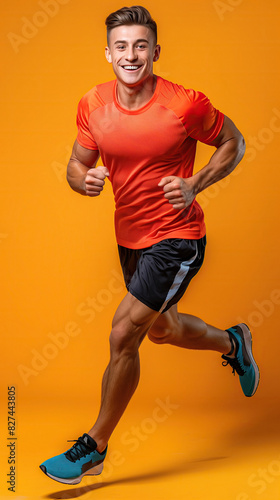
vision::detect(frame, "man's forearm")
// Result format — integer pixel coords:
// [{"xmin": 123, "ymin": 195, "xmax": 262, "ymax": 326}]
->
[
  {"xmin": 190, "ymin": 135, "xmax": 246, "ymax": 196},
  {"xmin": 66, "ymin": 159, "xmax": 88, "ymax": 195}
]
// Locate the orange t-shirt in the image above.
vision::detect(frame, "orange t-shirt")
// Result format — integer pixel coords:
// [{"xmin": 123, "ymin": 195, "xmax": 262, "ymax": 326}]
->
[{"xmin": 76, "ymin": 76, "xmax": 224, "ymax": 249}]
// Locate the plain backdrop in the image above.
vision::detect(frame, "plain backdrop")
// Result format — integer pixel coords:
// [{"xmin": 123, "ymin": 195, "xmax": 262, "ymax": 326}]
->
[{"xmin": 0, "ymin": 1, "xmax": 280, "ymax": 498}]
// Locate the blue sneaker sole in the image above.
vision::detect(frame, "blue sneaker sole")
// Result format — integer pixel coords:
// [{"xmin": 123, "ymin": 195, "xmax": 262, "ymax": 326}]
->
[
  {"xmin": 39, "ymin": 461, "xmax": 104, "ymax": 485},
  {"xmin": 238, "ymin": 323, "xmax": 260, "ymax": 396}
]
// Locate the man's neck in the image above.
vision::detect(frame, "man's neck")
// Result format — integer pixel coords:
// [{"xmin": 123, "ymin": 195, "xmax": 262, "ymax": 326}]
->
[{"xmin": 116, "ymin": 75, "xmax": 157, "ymax": 111}]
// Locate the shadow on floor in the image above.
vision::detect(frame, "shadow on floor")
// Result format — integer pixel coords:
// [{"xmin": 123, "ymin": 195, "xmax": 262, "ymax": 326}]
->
[{"xmin": 44, "ymin": 455, "xmax": 228, "ymax": 499}]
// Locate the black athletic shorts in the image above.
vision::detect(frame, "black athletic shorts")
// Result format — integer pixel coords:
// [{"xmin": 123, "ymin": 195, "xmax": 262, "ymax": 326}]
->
[{"xmin": 118, "ymin": 236, "xmax": 206, "ymax": 313}]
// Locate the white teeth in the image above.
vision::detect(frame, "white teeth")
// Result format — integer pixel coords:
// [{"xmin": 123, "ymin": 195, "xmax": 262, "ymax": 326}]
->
[{"xmin": 123, "ymin": 66, "xmax": 139, "ymax": 70}]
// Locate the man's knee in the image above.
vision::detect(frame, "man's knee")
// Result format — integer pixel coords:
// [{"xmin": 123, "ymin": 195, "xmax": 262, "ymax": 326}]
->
[
  {"xmin": 148, "ymin": 308, "xmax": 181, "ymax": 345},
  {"xmin": 148, "ymin": 323, "xmax": 173, "ymax": 344},
  {"xmin": 109, "ymin": 323, "xmax": 138, "ymax": 355},
  {"xmin": 110, "ymin": 293, "xmax": 160, "ymax": 352},
  {"xmin": 109, "ymin": 314, "xmax": 150, "ymax": 354}
]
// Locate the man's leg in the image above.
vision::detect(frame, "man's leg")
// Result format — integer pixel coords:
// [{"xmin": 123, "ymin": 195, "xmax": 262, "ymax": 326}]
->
[
  {"xmin": 39, "ymin": 291, "xmax": 159, "ymax": 484},
  {"xmin": 148, "ymin": 305, "xmax": 232, "ymax": 354},
  {"xmin": 148, "ymin": 305, "xmax": 259, "ymax": 397},
  {"xmin": 87, "ymin": 292, "xmax": 160, "ymax": 452}
]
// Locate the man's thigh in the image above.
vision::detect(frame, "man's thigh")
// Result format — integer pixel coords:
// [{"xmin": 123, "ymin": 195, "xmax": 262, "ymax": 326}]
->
[
  {"xmin": 148, "ymin": 303, "xmax": 179, "ymax": 340},
  {"xmin": 111, "ymin": 292, "xmax": 161, "ymax": 347}
]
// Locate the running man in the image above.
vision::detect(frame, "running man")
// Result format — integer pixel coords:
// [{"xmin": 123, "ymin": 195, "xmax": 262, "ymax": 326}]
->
[{"xmin": 40, "ymin": 5, "xmax": 259, "ymax": 485}]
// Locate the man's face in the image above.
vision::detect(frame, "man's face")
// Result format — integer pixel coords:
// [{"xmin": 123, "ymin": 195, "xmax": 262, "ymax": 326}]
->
[{"xmin": 105, "ymin": 24, "xmax": 161, "ymax": 87}]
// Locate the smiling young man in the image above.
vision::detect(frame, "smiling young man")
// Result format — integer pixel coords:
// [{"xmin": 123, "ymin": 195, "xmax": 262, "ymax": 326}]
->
[{"xmin": 40, "ymin": 6, "xmax": 259, "ymax": 485}]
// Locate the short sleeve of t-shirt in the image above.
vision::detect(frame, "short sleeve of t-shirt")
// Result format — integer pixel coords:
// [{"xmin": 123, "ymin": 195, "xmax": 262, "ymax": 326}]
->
[
  {"xmin": 184, "ymin": 89, "xmax": 224, "ymax": 145},
  {"xmin": 76, "ymin": 95, "xmax": 99, "ymax": 150}
]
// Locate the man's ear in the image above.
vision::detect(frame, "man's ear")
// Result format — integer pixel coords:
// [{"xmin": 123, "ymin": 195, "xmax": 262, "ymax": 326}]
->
[
  {"xmin": 153, "ymin": 44, "xmax": 161, "ymax": 62},
  {"xmin": 105, "ymin": 47, "xmax": 112, "ymax": 63}
]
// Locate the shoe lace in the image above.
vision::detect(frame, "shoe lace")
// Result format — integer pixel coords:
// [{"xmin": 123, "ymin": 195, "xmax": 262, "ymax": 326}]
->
[
  {"xmin": 222, "ymin": 355, "xmax": 245, "ymax": 376},
  {"xmin": 65, "ymin": 437, "xmax": 93, "ymax": 463}
]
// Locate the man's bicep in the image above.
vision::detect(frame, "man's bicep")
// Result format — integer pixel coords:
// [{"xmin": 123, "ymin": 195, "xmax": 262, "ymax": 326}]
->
[
  {"xmin": 210, "ymin": 115, "xmax": 243, "ymax": 148},
  {"xmin": 71, "ymin": 139, "xmax": 100, "ymax": 168}
]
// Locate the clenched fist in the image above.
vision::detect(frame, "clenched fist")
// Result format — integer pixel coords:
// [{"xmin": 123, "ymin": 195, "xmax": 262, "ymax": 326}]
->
[
  {"xmin": 84, "ymin": 166, "xmax": 109, "ymax": 197},
  {"xmin": 158, "ymin": 176, "xmax": 196, "ymax": 210}
]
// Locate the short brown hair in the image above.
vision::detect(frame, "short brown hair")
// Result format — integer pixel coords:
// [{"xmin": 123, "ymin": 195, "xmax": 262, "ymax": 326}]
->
[{"xmin": 105, "ymin": 6, "xmax": 157, "ymax": 45}]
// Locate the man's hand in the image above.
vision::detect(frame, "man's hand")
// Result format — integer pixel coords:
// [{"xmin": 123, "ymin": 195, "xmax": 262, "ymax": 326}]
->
[
  {"xmin": 158, "ymin": 176, "xmax": 195, "ymax": 210},
  {"xmin": 84, "ymin": 166, "xmax": 109, "ymax": 197}
]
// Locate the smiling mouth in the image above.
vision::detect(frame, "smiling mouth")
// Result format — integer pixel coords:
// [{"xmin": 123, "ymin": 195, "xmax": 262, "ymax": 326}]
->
[{"xmin": 121, "ymin": 65, "xmax": 143, "ymax": 71}]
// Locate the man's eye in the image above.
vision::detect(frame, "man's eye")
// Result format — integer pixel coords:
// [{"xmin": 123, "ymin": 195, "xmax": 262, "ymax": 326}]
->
[
  {"xmin": 117, "ymin": 45, "xmax": 125, "ymax": 50},
  {"xmin": 137, "ymin": 44, "xmax": 146, "ymax": 49}
]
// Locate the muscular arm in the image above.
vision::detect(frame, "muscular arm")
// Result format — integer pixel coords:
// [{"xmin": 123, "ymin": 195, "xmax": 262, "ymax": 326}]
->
[
  {"xmin": 191, "ymin": 115, "xmax": 246, "ymax": 194},
  {"xmin": 67, "ymin": 140, "xmax": 109, "ymax": 196},
  {"xmin": 159, "ymin": 115, "xmax": 246, "ymax": 209}
]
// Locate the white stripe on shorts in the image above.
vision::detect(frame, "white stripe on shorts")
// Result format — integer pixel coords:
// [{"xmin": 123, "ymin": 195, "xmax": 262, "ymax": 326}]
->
[{"xmin": 159, "ymin": 240, "xmax": 198, "ymax": 313}]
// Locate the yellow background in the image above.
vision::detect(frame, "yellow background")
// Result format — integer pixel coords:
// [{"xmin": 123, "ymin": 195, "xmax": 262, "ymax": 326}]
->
[{"xmin": 1, "ymin": 0, "xmax": 280, "ymax": 499}]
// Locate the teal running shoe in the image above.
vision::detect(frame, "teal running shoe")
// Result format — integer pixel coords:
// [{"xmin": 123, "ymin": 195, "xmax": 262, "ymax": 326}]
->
[
  {"xmin": 39, "ymin": 433, "xmax": 107, "ymax": 485},
  {"xmin": 222, "ymin": 323, "xmax": 260, "ymax": 397}
]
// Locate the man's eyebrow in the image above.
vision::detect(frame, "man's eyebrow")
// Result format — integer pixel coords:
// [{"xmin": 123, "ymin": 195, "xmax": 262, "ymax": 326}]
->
[{"xmin": 114, "ymin": 38, "xmax": 149, "ymax": 45}]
